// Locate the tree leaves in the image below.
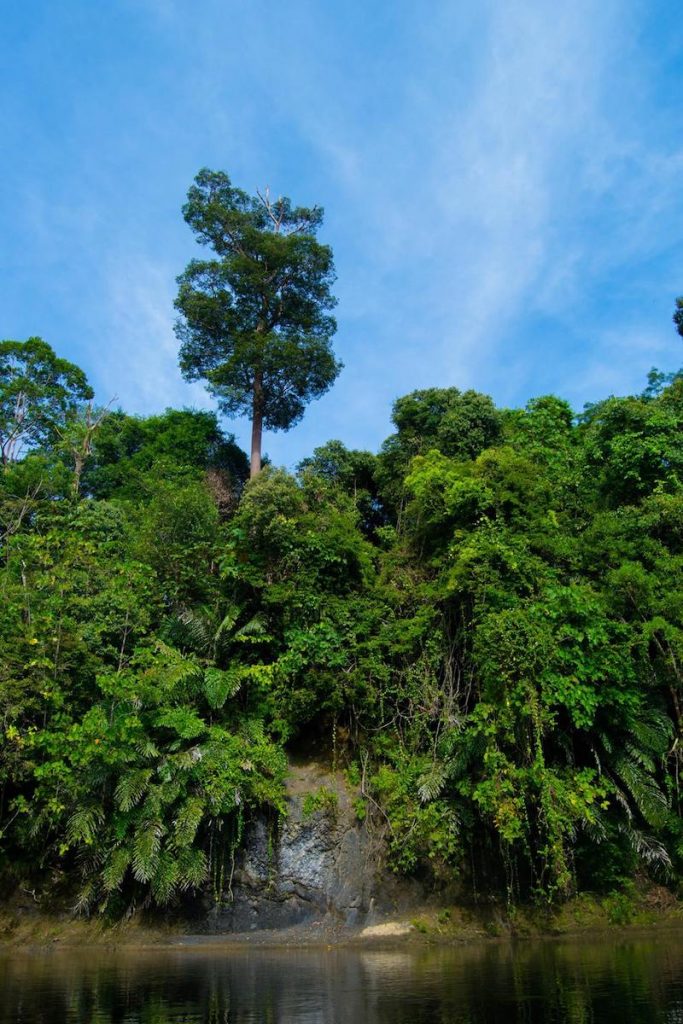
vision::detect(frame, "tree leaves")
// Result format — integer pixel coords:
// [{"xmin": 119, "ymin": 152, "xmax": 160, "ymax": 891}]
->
[
  {"xmin": 2, "ymin": 338, "xmax": 683, "ymax": 912},
  {"xmin": 204, "ymin": 668, "xmax": 241, "ymax": 710}
]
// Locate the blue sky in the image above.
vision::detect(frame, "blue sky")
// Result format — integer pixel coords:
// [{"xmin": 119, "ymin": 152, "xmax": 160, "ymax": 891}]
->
[{"xmin": 2, "ymin": 0, "xmax": 683, "ymax": 467}]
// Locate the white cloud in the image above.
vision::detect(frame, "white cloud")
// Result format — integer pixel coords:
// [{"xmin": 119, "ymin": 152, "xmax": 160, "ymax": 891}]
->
[
  {"xmin": 10, "ymin": 0, "xmax": 681, "ymax": 463},
  {"xmin": 96, "ymin": 255, "xmax": 212, "ymax": 415},
  {"xmin": 268, "ymin": 1, "xmax": 625, "ymax": 375}
]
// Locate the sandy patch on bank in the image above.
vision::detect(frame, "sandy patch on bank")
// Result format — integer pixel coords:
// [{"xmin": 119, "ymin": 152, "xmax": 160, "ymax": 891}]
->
[{"xmin": 360, "ymin": 922, "xmax": 414, "ymax": 938}]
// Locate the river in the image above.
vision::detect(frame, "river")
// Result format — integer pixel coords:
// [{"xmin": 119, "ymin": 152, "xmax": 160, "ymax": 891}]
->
[{"xmin": 1, "ymin": 932, "xmax": 683, "ymax": 1022}]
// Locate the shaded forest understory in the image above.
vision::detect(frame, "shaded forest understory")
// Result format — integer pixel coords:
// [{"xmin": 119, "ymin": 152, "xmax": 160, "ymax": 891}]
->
[{"xmin": 1, "ymin": 338, "xmax": 683, "ymax": 919}]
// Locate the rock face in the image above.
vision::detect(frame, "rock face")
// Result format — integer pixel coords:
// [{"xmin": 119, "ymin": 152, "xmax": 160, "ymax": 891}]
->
[{"xmin": 208, "ymin": 762, "xmax": 416, "ymax": 932}]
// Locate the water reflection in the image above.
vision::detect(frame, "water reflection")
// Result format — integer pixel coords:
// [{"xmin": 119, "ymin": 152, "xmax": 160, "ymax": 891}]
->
[{"xmin": 1, "ymin": 934, "xmax": 683, "ymax": 1023}]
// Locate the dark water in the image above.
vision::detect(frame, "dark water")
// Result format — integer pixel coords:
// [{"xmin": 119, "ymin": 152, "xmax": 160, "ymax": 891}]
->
[{"xmin": 2, "ymin": 934, "xmax": 683, "ymax": 1023}]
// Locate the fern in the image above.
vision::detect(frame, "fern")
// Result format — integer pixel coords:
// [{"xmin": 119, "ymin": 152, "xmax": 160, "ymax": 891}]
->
[
  {"xmin": 417, "ymin": 763, "xmax": 448, "ymax": 804},
  {"xmin": 204, "ymin": 666, "xmax": 241, "ymax": 709},
  {"xmin": 153, "ymin": 640, "xmax": 203, "ymax": 690},
  {"xmin": 115, "ymin": 769, "xmax": 152, "ymax": 812}
]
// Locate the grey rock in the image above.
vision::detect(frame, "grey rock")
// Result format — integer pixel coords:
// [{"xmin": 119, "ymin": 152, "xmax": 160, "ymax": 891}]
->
[{"xmin": 206, "ymin": 762, "xmax": 422, "ymax": 932}]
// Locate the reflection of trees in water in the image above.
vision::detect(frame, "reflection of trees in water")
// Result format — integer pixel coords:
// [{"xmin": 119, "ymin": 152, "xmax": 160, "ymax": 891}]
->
[{"xmin": 0, "ymin": 938, "xmax": 682, "ymax": 1023}]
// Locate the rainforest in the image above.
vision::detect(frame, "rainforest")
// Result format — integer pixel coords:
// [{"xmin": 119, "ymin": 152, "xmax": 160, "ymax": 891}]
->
[{"xmin": 1, "ymin": 328, "xmax": 683, "ymax": 920}]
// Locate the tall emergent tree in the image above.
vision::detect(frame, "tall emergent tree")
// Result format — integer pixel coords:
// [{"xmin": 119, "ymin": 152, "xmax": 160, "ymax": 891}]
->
[{"xmin": 174, "ymin": 169, "xmax": 341, "ymax": 477}]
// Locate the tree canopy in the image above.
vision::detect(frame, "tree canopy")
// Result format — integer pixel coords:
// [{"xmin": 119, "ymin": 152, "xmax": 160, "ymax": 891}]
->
[
  {"xmin": 1, "ymin": 282, "xmax": 682, "ymax": 922},
  {"xmin": 1, "ymin": 321, "xmax": 682, "ymax": 914},
  {"xmin": 0, "ymin": 337, "xmax": 93, "ymax": 467},
  {"xmin": 174, "ymin": 169, "xmax": 341, "ymax": 476}
]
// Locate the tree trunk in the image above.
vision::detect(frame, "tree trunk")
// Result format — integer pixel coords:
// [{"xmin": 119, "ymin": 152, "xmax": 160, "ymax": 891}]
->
[
  {"xmin": 71, "ymin": 452, "xmax": 85, "ymax": 499},
  {"xmin": 250, "ymin": 372, "xmax": 264, "ymax": 478}
]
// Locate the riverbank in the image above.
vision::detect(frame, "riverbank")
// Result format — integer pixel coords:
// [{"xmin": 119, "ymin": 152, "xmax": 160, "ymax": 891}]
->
[{"xmin": 2, "ymin": 886, "xmax": 683, "ymax": 950}]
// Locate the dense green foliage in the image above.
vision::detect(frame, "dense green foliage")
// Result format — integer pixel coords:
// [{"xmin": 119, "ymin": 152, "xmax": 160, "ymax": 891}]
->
[
  {"xmin": 0, "ymin": 337, "xmax": 93, "ymax": 467},
  {"xmin": 174, "ymin": 169, "xmax": 341, "ymax": 476},
  {"xmin": 1, "ymin": 327, "xmax": 682, "ymax": 915}
]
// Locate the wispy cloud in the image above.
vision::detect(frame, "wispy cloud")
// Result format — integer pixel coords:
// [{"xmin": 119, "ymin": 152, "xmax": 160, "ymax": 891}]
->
[
  {"xmin": 261, "ymin": 3, "xmax": 613, "ymax": 371},
  {"xmin": 286, "ymin": 1, "xmax": 680, "ymax": 383},
  {"xmin": 2, "ymin": 0, "xmax": 682, "ymax": 464},
  {"xmin": 97, "ymin": 255, "xmax": 211, "ymax": 415}
]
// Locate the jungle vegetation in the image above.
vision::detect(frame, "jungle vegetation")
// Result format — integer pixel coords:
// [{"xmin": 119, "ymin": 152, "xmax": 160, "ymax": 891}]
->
[{"xmin": 1, "ymin": 177, "xmax": 682, "ymax": 915}]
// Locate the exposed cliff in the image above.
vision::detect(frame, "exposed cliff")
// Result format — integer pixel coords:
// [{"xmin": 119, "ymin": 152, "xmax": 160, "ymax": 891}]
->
[{"xmin": 206, "ymin": 762, "xmax": 423, "ymax": 933}]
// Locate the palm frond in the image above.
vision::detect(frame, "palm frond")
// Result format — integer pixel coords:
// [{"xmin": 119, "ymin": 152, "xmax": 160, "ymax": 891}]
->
[
  {"xmin": 177, "ymin": 847, "xmax": 208, "ymax": 891},
  {"xmin": 132, "ymin": 820, "xmax": 164, "ymax": 882},
  {"xmin": 624, "ymin": 739, "xmax": 656, "ymax": 775},
  {"xmin": 115, "ymin": 769, "xmax": 152, "ymax": 812},
  {"xmin": 151, "ymin": 851, "xmax": 180, "ymax": 904},
  {"xmin": 214, "ymin": 605, "xmax": 242, "ymax": 658},
  {"xmin": 73, "ymin": 877, "xmax": 99, "ymax": 916},
  {"xmin": 165, "ymin": 746, "xmax": 204, "ymax": 772},
  {"xmin": 628, "ymin": 709, "xmax": 673, "ymax": 758},
  {"xmin": 234, "ymin": 613, "xmax": 269, "ymax": 642},
  {"xmin": 165, "ymin": 609, "xmax": 214, "ymax": 655},
  {"xmin": 619, "ymin": 824, "xmax": 673, "ymax": 879},
  {"xmin": 612, "ymin": 754, "xmax": 669, "ymax": 828},
  {"xmin": 67, "ymin": 806, "xmax": 105, "ymax": 846},
  {"xmin": 153, "ymin": 640, "xmax": 204, "ymax": 690},
  {"xmin": 135, "ymin": 738, "xmax": 160, "ymax": 760},
  {"xmin": 173, "ymin": 796, "xmax": 205, "ymax": 849},
  {"xmin": 102, "ymin": 847, "xmax": 131, "ymax": 893}
]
